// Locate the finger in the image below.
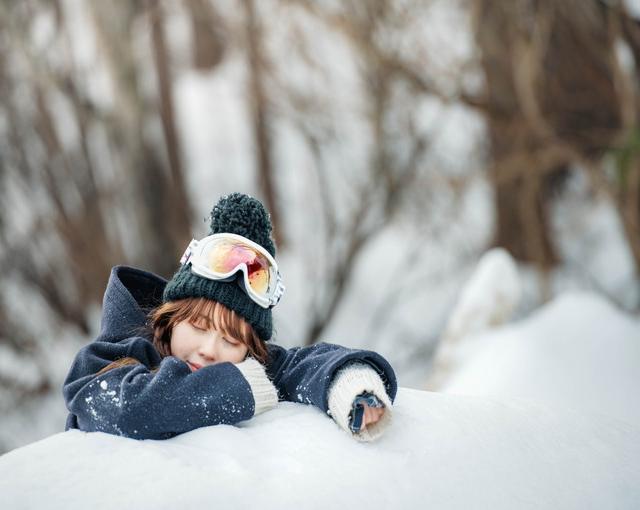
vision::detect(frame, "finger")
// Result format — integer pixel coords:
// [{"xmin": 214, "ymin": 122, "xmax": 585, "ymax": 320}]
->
[
  {"xmin": 363, "ymin": 406, "xmax": 373, "ymax": 427},
  {"xmin": 367, "ymin": 407, "xmax": 384, "ymax": 426},
  {"xmin": 364, "ymin": 405, "xmax": 378, "ymax": 427},
  {"xmin": 359, "ymin": 406, "xmax": 369, "ymax": 428}
]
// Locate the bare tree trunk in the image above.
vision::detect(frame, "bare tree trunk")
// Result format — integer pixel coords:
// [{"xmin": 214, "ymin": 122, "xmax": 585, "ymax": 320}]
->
[
  {"xmin": 475, "ymin": 1, "xmax": 559, "ymax": 269},
  {"xmin": 474, "ymin": 0, "xmax": 623, "ymax": 270},
  {"xmin": 148, "ymin": 0, "xmax": 193, "ymax": 255},
  {"xmin": 242, "ymin": 0, "xmax": 284, "ymax": 248},
  {"xmin": 619, "ymin": 161, "xmax": 640, "ymax": 267},
  {"xmin": 616, "ymin": 11, "xmax": 640, "ymax": 277}
]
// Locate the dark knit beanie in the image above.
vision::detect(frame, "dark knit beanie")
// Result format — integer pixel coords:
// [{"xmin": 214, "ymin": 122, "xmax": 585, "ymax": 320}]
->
[{"xmin": 163, "ymin": 193, "xmax": 276, "ymax": 341}]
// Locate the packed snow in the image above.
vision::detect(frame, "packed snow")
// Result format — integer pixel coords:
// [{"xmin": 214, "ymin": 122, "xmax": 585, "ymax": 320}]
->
[
  {"xmin": 441, "ymin": 292, "xmax": 640, "ymax": 426},
  {"xmin": 0, "ymin": 387, "xmax": 638, "ymax": 510}
]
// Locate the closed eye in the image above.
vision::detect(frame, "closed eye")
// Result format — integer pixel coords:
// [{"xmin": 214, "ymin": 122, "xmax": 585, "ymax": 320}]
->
[
  {"xmin": 190, "ymin": 321, "xmax": 207, "ymax": 331},
  {"xmin": 223, "ymin": 337, "xmax": 239, "ymax": 346}
]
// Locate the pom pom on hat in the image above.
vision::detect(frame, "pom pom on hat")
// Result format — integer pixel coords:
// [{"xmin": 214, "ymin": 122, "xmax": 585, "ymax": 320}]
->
[{"xmin": 209, "ymin": 193, "xmax": 276, "ymax": 257}]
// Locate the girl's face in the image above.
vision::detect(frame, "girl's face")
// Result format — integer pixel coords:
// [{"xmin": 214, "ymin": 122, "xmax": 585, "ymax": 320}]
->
[{"xmin": 170, "ymin": 318, "xmax": 248, "ymax": 371}]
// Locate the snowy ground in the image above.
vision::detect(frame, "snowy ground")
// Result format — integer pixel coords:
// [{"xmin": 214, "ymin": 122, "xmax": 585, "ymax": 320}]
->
[
  {"xmin": 440, "ymin": 292, "xmax": 640, "ymax": 426},
  {"xmin": 0, "ymin": 388, "xmax": 638, "ymax": 510},
  {"xmin": 1, "ymin": 288, "xmax": 639, "ymax": 509}
]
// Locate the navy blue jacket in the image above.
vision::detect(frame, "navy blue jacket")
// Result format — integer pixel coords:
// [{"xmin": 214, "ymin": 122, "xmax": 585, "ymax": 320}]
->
[{"xmin": 63, "ymin": 266, "xmax": 397, "ymax": 440}]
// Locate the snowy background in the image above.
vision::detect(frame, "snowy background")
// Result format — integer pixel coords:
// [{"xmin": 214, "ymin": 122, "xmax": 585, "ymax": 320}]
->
[{"xmin": 0, "ymin": 1, "xmax": 639, "ymax": 504}]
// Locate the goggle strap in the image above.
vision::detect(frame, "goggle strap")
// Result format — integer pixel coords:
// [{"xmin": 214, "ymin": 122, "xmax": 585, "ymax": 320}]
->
[
  {"xmin": 267, "ymin": 274, "xmax": 285, "ymax": 308},
  {"xmin": 180, "ymin": 239, "xmax": 199, "ymax": 265}
]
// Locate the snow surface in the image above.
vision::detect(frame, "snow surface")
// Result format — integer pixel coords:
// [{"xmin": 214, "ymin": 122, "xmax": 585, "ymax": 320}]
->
[
  {"xmin": 442, "ymin": 292, "xmax": 640, "ymax": 426},
  {"xmin": 0, "ymin": 388, "xmax": 638, "ymax": 510}
]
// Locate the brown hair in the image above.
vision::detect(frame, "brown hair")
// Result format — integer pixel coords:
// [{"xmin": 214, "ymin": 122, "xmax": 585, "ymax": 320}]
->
[{"xmin": 96, "ymin": 297, "xmax": 268, "ymax": 375}]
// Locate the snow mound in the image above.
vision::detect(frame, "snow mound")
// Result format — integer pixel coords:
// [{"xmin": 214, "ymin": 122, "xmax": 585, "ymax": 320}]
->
[
  {"xmin": 428, "ymin": 248, "xmax": 521, "ymax": 388},
  {"xmin": 443, "ymin": 292, "xmax": 640, "ymax": 425},
  {"xmin": 443, "ymin": 247, "xmax": 521, "ymax": 341},
  {"xmin": 1, "ymin": 388, "xmax": 638, "ymax": 510}
]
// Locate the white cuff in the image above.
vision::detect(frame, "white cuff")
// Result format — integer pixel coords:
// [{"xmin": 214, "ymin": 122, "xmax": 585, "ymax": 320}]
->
[
  {"xmin": 327, "ymin": 362, "xmax": 393, "ymax": 442},
  {"xmin": 235, "ymin": 358, "xmax": 278, "ymax": 416}
]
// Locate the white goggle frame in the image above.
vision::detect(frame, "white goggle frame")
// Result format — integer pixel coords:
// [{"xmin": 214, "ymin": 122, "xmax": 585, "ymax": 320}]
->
[{"xmin": 179, "ymin": 233, "xmax": 285, "ymax": 309}]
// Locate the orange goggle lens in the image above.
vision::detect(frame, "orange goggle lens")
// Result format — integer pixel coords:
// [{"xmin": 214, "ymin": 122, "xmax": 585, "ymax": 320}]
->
[{"xmin": 206, "ymin": 240, "xmax": 271, "ymax": 294}]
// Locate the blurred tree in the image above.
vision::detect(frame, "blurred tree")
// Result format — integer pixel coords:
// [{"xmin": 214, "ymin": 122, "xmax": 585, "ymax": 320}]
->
[
  {"xmin": 242, "ymin": 0, "xmax": 284, "ymax": 248},
  {"xmin": 615, "ymin": 9, "xmax": 640, "ymax": 275},
  {"xmin": 0, "ymin": 0, "xmax": 200, "ymax": 404},
  {"xmin": 473, "ymin": 0, "xmax": 624, "ymax": 273},
  {"xmin": 89, "ymin": 0, "xmax": 192, "ymax": 275},
  {"xmin": 282, "ymin": 0, "xmax": 452, "ymax": 344},
  {"xmin": 185, "ymin": 0, "xmax": 227, "ymax": 70},
  {"xmin": 148, "ymin": 0, "xmax": 193, "ymax": 258}
]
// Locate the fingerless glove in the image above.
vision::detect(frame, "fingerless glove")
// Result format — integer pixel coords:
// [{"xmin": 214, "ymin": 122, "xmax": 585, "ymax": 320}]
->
[{"xmin": 328, "ymin": 362, "xmax": 393, "ymax": 442}]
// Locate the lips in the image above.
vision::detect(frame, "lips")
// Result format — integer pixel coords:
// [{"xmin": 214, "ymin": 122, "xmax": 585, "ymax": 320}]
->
[{"xmin": 187, "ymin": 361, "xmax": 202, "ymax": 372}]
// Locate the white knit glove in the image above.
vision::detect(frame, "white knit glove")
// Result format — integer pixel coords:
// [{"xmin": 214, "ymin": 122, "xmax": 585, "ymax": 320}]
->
[
  {"xmin": 328, "ymin": 362, "xmax": 393, "ymax": 442},
  {"xmin": 235, "ymin": 357, "xmax": 278, "ymax": 416}
]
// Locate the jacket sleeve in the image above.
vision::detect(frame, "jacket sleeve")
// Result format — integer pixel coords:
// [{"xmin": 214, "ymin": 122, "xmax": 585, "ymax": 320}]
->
[
  {"xmin": 265, "ymin": 341, "xmax": 397, "ymax": 413},
  {"xmin": 63, "ymin": 337, "xmax": 256, "ymax": 439}
]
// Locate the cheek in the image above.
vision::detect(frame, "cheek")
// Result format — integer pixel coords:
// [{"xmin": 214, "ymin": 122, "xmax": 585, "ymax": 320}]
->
[
  {"xmin": 168, "ymin": 335, "xmax": 178, "ymax": 356},
  {"xmin": 168, "ymin": 335, "xmax": 180, "ymax": 358},
  {"xmin": 170, "ymin": 324, "xmax": 195, "ymax": 359},
  {"xmin": 228, "ymin": 344, "xmax": 249, "ymax": 363}
]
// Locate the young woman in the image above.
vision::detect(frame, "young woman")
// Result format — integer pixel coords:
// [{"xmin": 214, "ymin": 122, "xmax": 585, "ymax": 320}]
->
[{"xmin": 63, "ymin": 193, "xmax": 396, "ymax": 441}]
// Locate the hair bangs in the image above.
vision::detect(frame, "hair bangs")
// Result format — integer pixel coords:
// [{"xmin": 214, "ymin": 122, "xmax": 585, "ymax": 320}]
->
[
  {"xmin": 189, "ymin": 299, "xmax": 251, "ymax": 345},
  {"xmin": 148, "ymin": 297, "xmax": 268, "ymax": 364}
]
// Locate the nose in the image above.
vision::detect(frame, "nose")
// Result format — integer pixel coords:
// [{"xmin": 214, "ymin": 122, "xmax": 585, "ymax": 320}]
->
[{"xmin": 197, "ymin": 334, "xmax": 219, "ymax": 363}]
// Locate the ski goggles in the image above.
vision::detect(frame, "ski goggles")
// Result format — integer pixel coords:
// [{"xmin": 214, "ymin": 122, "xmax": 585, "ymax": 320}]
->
[{"xmin": 179, "ymin": 233, "xmax": 285, "ymax": 309}]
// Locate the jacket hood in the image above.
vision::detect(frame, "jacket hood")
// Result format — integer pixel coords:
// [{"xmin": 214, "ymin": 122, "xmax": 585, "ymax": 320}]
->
[{"xmin": 100, "ymin": 265, "xmax": 167, "ymax": 339}]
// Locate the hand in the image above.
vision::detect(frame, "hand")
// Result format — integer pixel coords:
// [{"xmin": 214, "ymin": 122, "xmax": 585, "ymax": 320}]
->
[{"xmin": 361, "ymin": 403, "xmax": 385, "ymax": 430}]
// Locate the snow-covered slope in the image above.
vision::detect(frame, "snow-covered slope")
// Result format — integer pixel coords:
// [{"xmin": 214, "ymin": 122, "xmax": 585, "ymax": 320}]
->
[
  {"xmin": 0, "ymin": 387, "xmax": 638, "ymax": 510},
  {"xmin": 442, "ymin": 292, "xmax": 640, "ymax": 426}
]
